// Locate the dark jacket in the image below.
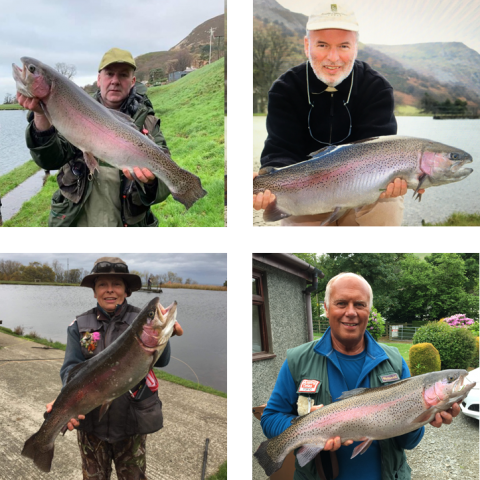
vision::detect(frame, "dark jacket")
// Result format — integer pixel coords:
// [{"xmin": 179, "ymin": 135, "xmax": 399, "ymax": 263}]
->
[
  {"xmin": 61, "ymin": 300, "xmax": 170, "ymax": 443},
  {"xmin": 26, "ymin": 84, "xmax": 170, "ymax": 228},
  {"xmin": 261, "ymin": 60, "xmax": 397, "ymax": 168}
]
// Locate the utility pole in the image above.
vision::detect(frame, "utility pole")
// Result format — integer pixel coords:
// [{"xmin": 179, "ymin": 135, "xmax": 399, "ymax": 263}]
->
[{"xmin": 207, "ymin": 27, "xmax": 216, "ymax": 64}]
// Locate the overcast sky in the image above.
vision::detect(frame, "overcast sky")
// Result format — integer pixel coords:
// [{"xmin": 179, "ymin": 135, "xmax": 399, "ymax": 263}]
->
[
  {"xmin": 0, "ymin": 253, "xmax": 227, "ymax": 285},
  {"xmin": 277, "ymin": 0, "xmax": 480, "ymax": 54},
  {"xmin": 1, "ymin": 0, "xmax": 223, "ymax": 102}
]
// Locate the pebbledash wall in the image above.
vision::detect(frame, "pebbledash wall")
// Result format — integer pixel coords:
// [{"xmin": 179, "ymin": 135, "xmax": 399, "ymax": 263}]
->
[{"xmin": 252, "ymin": 254, "xmax": 320, "ymax": 480}]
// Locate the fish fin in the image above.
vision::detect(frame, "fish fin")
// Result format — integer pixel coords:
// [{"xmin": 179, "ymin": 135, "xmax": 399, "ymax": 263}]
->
[
  {"xmin": 349, "ymin": 136, "xmax": 379, "ymax": 144},
  {"xmin": 22, "ymin": 431, "xmax": 54, "ymax": 473},
  {"xmin": 290, "ymin": 415, "xmax": 303, "ymax": 425},
  {"xmin": 171, "ymin": 179, "xmax": 208, "ymax": 210},
  {"xmin": 338, "ymin": 387, "xmax": 369, "ymax": 400},
  {"xmin": 320, "ymin": 207, "xmax": 348, "ymax": 226},
  {"xmin": 60, "ymin": 424, "xmax": 68, "ymax": 436},
  {"xmin": 412, "ymin": 410, "xmax": 435, "ymax": 424},
  {"xmin": 83, "ymin": 151, "xmax": 99, "ymax": 176},
  {"xmin": 254, "ymin": 438, "xmax": 285, "ymax": 477},
  {"xmin": 258, "ymin": 166, "xmax": 278, "ymax": 175},
  {"xmin": 413, "ymin": 192, "xmax": 423, "ymax": 202},
  {"xmin": 413, "ymin": 174, "xmax": 428, "ymax": 202},
  {"xmin": 308, "ymin": 145, "xmax": 338, "ymax": 159},
  {"xmin": 40, "ymin": 102, "xmax": 53, "ymax": 124},
  {"xmin": 109, "ymin": 108, "xmax": 138, "ymax": 127},
  {"xmin": 65, "ymin": 361, "xmax": 90, "ymax": 384},
  {"xmin": 98, "ymin": 400, "xmax": 114, "ymax": 422},
  {"xmin": 296, "ymin": 444, "xmax": 324, "ymax": 467},
  {"xmin": 351, "ymin": 438, "xmax": 373, "ymax": 458},
  {"xmin": 129, "ymin": 169, "xmax": 147, "ymax": 194},
  {"xmin": 263, "ymin": 200, "xmax": 291, "ymax": 223}
]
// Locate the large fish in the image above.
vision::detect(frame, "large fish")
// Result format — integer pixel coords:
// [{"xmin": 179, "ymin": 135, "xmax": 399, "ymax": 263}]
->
[
  {"xmin": 12, "ymin": 57, "xmax": 207, "ymax": 209},
  {"xmin": 253, "ymin": 136, "xmax": 473, "ymax": 224},
  {"xmin": 255, "ymin": 369, "xmax": 475, "ymax": 476},
  {"xmin": 21, "ymin": 297, "xmax": 177, "ymax": 472}
]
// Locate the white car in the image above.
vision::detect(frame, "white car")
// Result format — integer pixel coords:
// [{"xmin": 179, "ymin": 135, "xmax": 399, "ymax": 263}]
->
[{"xmin": 460, "ymin": 367, "xmax": 479, "ymax": 420}]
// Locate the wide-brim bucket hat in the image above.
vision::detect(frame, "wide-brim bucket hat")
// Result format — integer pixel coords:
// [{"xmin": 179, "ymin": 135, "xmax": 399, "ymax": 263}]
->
[{"xmin": 80, "ymin": 257, "xmax": 142, "ymax": 296}]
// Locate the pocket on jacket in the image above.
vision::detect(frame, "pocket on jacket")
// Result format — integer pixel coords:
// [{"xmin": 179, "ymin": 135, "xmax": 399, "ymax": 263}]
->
[{"xmin": 126, "ymin": 393, "xmax": 163, "ymax": 436}]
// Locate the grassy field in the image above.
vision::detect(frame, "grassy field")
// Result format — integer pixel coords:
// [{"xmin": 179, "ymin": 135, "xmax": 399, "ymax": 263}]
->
[
  {"xmin": 0, "ymin": 160, "xmax": 40, "ymax": 197},
  {"xmin": 0, "ymin": 104, "xmax": 24, "ymax": 110},
  {"xmin": 422, "ymin": 212, "xmax": 480, "ymax": 226}
]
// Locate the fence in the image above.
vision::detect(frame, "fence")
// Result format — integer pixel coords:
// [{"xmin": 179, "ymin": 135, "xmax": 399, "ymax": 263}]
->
[{"xmin": 388, "ymin": 325, "xmax": 420, "ymax": 341}]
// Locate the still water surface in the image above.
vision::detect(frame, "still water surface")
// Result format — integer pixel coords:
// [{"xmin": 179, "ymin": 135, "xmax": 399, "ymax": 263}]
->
[
  {"xmin": 0, "ymin": 110, "xmax": 31, "ymax": 176},
  {"xmin": 0, "ymin": 285, "xmax": 227, "ymax": 393},
  {"xmin": 253, "ymin": 116, "xmax": 480, "ymax": 226},
  {"xmin": 397, "ymin": 117, "xmax": 480, "ymax": 225}
]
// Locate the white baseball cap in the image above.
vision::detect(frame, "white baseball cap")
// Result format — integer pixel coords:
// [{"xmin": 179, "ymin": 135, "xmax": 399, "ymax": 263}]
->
[{"xmin": 306, "ymin": 2, "xmax": 359, "ymax": 32}]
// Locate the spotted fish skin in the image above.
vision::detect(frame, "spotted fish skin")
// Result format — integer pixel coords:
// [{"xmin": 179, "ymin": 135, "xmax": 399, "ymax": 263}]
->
[
  {"xmin": 253, "ymin": 136, "xmax": 473, "ymax": 223},
  {"xmin": 254, "ymin": 369, "xmax": 475, "ymax": 477},
  {"xmin": 12, "ymin": 57, "xmax": 207, "ymax": 209}
]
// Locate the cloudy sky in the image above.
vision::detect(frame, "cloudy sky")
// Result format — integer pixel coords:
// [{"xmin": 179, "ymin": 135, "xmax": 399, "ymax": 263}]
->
[
  {"xmin": 0, "ymin": 0, "xmax": 224, "ymax": 102},
  {"xmin": 277, "ymin": 0, "xmax": 480, "ymax": 54},
  {"xmin": 0, "ymin": 253, "xmax": 227, "ymax": 285}
]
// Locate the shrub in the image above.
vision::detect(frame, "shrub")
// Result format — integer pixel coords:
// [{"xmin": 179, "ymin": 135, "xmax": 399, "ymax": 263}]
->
[
  {"xmin": 367, "ymin": 306, "xmax": 385, "ymax": 341},
  {"xmin": 413, "ymin": 321, "xmax": 476, "ymax": 370},
  {"xmin": 443, "ymin": 314, "xmax": 475, "ymax": 329},
  {"xmin": 409, "ymin": 343, "xmax": 441, "ymax": 376},
  {"xmin": 473, "ymin": 337, "xmax": 479, "ymax": 368},
  {"xmin": 469, "ymin": 321, "xmax": 479, "ymax": 337}
]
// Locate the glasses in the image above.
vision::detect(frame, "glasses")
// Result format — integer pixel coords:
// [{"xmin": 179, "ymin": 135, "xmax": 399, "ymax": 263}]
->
[
  {"xmin": 305, "ymin": 60, "xmax": 354, "ymax": 146},
  {"xmin": 307, "ymin": 99, "xmax": 352, "ymax": 146},
  {"xmin": 92, "ymin": 262, "xmax": 129, "ymax": 274}
]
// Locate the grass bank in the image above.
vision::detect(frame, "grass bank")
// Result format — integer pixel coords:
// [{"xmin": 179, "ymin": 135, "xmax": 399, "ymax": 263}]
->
[
  {"xmin": 0, "ymin": 160, "xmax": 41, "ymax": 197},
  {"xmin": 394, "ymin": 105, "xmax": 431, "ymax": 116},
  {"xmin": 423, "ymin": 212, "xmax": 480, "ymax": 226},
  {"xmin": 0, "ymin": 104, "xmax": 24, "ymax": 110},
  {"xmin": 158, "ymin": 283, "xmax": 226, "ymax": 291}
]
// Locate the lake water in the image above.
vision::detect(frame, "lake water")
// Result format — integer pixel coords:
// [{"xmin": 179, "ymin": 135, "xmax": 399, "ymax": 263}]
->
[
  {"xmin": 253, "ymin": 116, "xmax": 480, "ymax": 226},
  {"xmin": 0, "ymin": 110, "xmax": 31, "ymax": 176},
  {"xmin": 0, "ymin": 285, "xmax": 227, "ymax": 393}
]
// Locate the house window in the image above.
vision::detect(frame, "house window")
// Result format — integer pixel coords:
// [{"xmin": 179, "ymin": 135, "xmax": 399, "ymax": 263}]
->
[{"xmin": 253, "ymin": 269, "xmax": 275, "ymax": 361}]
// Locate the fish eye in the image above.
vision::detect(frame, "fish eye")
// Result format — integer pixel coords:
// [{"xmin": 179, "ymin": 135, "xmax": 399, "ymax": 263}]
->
[
  {"xmin": 28, "ymin": 64, "xmax": 35, "ymax": 73},
  {"xmin": 450, "ymin": 153, "xmax": 460, "ymax": 160},
  {"xmin": 148, "ymin": 311, "xmax": 155, "ymax": 318}
]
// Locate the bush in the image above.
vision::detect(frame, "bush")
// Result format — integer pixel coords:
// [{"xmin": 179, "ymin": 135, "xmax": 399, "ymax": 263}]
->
[
  {"xmin": 413, "ymin": 321, "xmax": 476, "ymax": 370},
  {"xmin": 409, "ymin": 343, "xmax": 441, "ymax": 376},
  {"xmin": 473, "ymin": 337, "xmax": 479, "ymax": 368},
  {"xmin": 468, "ymin": 322, "xmax": 480, "ymax": 337},
  {"xmin": 367, "ymin": 306, "xmax": 385, "ymax": 341},
  {"xmin": 443, "ymin": 314, "xmax": 475, "ymax": 328}
]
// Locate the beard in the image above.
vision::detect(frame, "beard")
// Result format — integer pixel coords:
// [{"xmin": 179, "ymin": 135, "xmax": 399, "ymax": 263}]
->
[{"xmin": 308, "ymin": 54, "xmax": 355, "ymax": 88}]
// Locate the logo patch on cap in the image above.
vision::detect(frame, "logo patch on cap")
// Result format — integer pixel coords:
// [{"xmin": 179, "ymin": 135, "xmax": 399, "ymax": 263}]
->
[{"xmin": 331, "ymin": 4, "xmax": 337, "ymax": 12}]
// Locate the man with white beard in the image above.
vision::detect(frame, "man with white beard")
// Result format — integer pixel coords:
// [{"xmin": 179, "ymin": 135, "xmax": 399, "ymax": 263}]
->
[{"xmin": 253, "ymin": 2, "xmax": 424, "ymax": 226}]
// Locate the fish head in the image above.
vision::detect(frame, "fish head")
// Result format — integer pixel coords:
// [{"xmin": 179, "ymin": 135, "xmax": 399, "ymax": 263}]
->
[
  {"xmin": 12, "ymin": 57, "xmax": 53, "ymax": 100},
  {"xmin": 420, "ymin": 141, "xmax": 473, "ymax": 187},
  {"xmin": 422, "ymin": 369, "xmax": 475, "ymax": 408},
  {"xmin": 135, "ymin": 297, "xmax": 177, "ymax": 354}
]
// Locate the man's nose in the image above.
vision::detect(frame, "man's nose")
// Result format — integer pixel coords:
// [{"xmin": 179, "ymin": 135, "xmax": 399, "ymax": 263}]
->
[
  {"xmin": 326, "ymin": 48, "xmax": 340, "ymax": 63},
  {"xmin": 345, "ymin": 303, "xmax": 357, "ymax": 316}
]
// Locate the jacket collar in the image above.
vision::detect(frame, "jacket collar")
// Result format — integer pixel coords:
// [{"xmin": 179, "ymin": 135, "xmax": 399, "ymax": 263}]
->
[
  {"xmin": 96, "ymin": 299, "xmax": 129, "ymax": 322},
  {"xmin": 307, "ymin": 60, "xmax": 358, "ymax": 98}
]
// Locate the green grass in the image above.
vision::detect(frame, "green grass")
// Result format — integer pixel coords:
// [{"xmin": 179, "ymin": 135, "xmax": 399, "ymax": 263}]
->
[
  {"xmin": 207, "ymin": 461, "xmax": 227, "ymax": 480},
  {"xmin": 0, "ymin": 160, "xmax": 41, "ymax": 197},
  {"xmin": 378, "ymin": 341, "xmax": 411, "ymax": 363},
  {"xmin": 394, "ymin": 105, "xmax": 431, "ymax": 116},
  {"xmin": 0, "ymin": 104, "xmax": 24, "ymax": 110},
  {"xmin": 3, "ymin": 58, "xmax": 224, "ymax": 227},
  {"xmin": 422, "ymin": 212, "xmax": 480, "ymax": 226}
]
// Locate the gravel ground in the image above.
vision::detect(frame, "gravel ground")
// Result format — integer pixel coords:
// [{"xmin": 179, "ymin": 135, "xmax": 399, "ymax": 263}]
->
[{"xmin": 406, "ymin": 413, "xmax": 479, "ymax": 479}]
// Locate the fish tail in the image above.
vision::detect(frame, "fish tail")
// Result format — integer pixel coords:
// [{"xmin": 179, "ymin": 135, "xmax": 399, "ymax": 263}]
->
[
  {"xmin": 22, "ymin": 431, "xmax": 54, "ymax": 473},
  {"xmin": 172, "ymin": 179, "xmax": 207, "ymax": 210},
  {"xmin": 254, "ymin": 438, "xmax": 284, "ymax": 477}
]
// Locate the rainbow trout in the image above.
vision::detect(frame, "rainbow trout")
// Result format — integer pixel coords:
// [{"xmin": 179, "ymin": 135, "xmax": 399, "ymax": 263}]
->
[
  {"xmin": 12, "ymin": 57, "xmax": 207, "ymax": 209},
  {"xmin": 253, "ymin": 136, "xmax": 473, "ymax": 224},
  {"xmin": 22, "ymin": 297, "xmax": 177, "ymax": 473},
  {"xmin": 255, "ymin": 369, "xmax": 475, "ymax": 476}
]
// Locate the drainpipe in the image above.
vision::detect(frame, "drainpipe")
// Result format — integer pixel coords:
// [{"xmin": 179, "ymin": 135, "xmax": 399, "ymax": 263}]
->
[{"xmin": 303, "ymin": 269, "xmax": 322, "ymax": 342}]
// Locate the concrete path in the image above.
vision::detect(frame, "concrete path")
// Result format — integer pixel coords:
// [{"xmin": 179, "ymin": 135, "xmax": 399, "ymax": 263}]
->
[{"xmin": 0, "ymin": 332, "xmax": 227, "ymax": 479}]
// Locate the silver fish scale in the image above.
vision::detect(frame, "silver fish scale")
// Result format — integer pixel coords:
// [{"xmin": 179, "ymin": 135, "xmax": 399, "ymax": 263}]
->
[
  {"xmin": 265, "ymin": 370, "xmax": 471, "ymax": 463},
  {"xmin": 253, "ymin": 136, "xmax": 472, "ymax": 219},
  {"xmin": 15, "ymin": 57, "xmax": 207, "ymax": 209},
  {"xmin": 46, "ymin": 70, "xmax": 179, "ymax": 176},
  {"xmin": 257, "ymin": 138, "xmax": 420, "ymax": 194}
]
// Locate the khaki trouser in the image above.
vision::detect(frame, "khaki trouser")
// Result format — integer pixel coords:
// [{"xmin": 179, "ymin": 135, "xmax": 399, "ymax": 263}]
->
[{"xmin": 281, "ymin": 196, "xmax": 404, "ymax": 226}]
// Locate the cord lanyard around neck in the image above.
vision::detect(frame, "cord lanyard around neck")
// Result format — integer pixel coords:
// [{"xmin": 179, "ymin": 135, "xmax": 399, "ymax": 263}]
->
[{"xmin": 306, "ymin": 60, "xmax": 354, "ymax": 146}]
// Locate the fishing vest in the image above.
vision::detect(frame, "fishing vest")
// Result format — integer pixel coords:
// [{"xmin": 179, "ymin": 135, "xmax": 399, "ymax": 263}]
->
[
  {"xmin": 287, "ymin": 340, "xmax": 412, "ymax": 480},
  {"xmin": 73, "ymin": 304, "xmax": 164, "ymax": 443}
]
